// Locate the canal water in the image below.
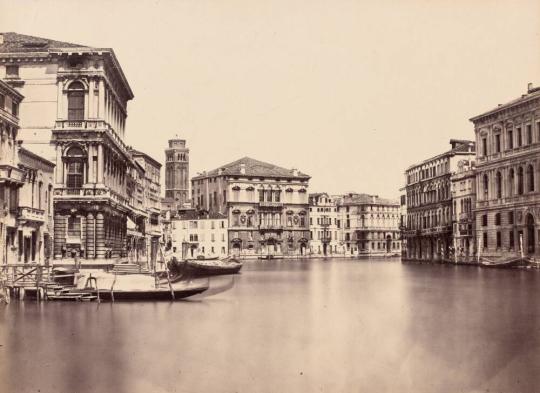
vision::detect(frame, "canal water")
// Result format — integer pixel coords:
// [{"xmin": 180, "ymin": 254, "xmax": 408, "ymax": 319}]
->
[{"xmin": 1, "ymin": 258, "xmax": 540, "ymax": 393}]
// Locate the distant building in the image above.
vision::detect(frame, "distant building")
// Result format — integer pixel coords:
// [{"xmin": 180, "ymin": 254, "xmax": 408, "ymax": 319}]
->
[
  {"xmin": 0, "ymin": 79, "xmax": 25, "ymax": 264},
  {"xmin": 163, "ymin": 138, "xmax": 189, "ymax": 213},
  {"xmin": 17, "ymin": 147, "xmax": 55, "ymax": 264},
  {"xmin": 403, "ymin": 139, "xmax": 476, "ymax": 261},
  {"xmin": 170, "ymin": 210, "xmax": 228, "ymax": 259},
  {"xmin": 340, "ymin": 193, "xmax": 401, "ymax": 256},
  {"xmin": 470, "ymin": 84, "xmax": 540, "ymax": 259},
  {"xmin": 191, "ymin": 157, "xmax": 311, "ymax": 257},
  {"xmin": 399, "ymin": 191, "xmax": 407, "ymax": 257},
  {"xmin": 308, "ymin": 193, "xmax": 341, "ymax": 256},
  {"xmin": 450, "ymin": 160, "xmax": 476, "ymax": 260},
  {"xmin": 130, "ymin": 149, "xmax": 162, "ymax": 266}
]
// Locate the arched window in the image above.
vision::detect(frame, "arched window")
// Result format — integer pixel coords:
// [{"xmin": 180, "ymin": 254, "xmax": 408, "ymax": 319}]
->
[
  {"xmin": 483, "ymin": 174, "xmax": 489, "ymax": 198},
  {"xmin": 518, "ymin": 167, "xmax": 524, "ymax": 195},
  {"xmin": 67, "ymin": 81, "xmax": 85, "ymax": 121},
  {"xmin": 65, "ymin": 146, "xmax": 86, "ymax": 188},
  {"xmin": 527, "ymin": 165, "xmax": 534, "ymax": 192},
  {"xmin": 496, "ymin": 172, "xmax": 502, "ymax": 199}
]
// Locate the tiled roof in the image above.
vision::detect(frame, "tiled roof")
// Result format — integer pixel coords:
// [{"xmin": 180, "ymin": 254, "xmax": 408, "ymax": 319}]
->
[
  {"xmin": 129, "ymin": 148, "xmax": 162, "ymax": 168},
  {"xmin": 175, "ymin": 209, "xmax": 227, "ymax": 220},
  {"xmin": 194, "ymin": 157, "xmax": 310, "ymax": 180},
  {"xmin": 0, "ymin": 32, "xmax": 90, "ymax": 53},
  {"xmin": 341, "ymin": 193, "xmax": 399, "ymax": 206}
]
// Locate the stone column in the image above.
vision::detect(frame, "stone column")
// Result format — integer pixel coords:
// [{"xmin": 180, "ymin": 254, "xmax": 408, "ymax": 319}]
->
[
  {"xmin": 98, "ymin": 79, "xmax": 105, "ymax": 120},
  {"xmin": 56, "ymin": 79, "xmax": 64, "ymax": 119},
  {"xmin": 95, "ymin": 213, "xmax": 105, "ymax": 258},
  {"xmin": 97, "ymin": 144, "xmax": 104, "ymax": 184},
  {"xmin": 87, "ymin": 144, "xmax": 94, "ymax": 184},
  {"xmin": 55, "ymin": 145, "xmax": 64, "ymax": 184},
  {"xmin": 86, "ymin": 213, "xmax": 95, "ymax": 258}
]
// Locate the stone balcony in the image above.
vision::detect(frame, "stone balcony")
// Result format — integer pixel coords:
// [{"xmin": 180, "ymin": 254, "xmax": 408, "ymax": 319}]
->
[
  {"xmin": 54, "ymin": 186, "xmax": 139, "ymax": 215},
  {"xmin": 259, "ymin": 223, "xmax": 283, "ymax": 231},
  {"xmin": 17, "ymin": 206, "xmax": 46, "ymax": 223},
  {"xmin": 0, "ymin": 164, "xmax": 25, "ymax": 185},
  {"xmin": 259, "ymin": 201, "xmax": 283, "ymax": 208},
  {"xmin": 54, "ymin": 119, "xmax": 129, "ymax": 155}
]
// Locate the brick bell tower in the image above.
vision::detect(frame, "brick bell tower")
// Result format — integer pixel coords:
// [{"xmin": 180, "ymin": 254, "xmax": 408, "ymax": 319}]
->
[{"xmin": 164, "ymin": 137, "xmax": 189, "ymax": 212}]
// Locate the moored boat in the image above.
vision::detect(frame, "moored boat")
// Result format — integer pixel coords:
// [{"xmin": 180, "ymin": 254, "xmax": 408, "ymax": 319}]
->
[
  {"xmin": 74, "ymin": 270, "xmax": 209, "ymax": 301},
  {"xmin": 169, "ymin": 257, "xmax": 243, "ymax": 277}
]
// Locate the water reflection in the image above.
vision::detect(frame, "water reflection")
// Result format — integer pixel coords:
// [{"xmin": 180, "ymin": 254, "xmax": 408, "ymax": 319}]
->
[{"xmin": 1, "ymin": 259, "xmax": 539, "ymax": 393}]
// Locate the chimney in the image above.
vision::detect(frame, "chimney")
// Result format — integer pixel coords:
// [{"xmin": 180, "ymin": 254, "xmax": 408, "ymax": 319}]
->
[
  {"xmin": 239, "ymin": 163, "xmax": 246, "ymax": 175},
  {"xmin": 371, "ymin": 195, "xmax": 377, "ymax": 203},
  {"xmin": 528, "ymin": 83, "xmax": 533, "ymax": 93},
  {"xmin": 292, "ymin": 168, "xmax": 298, "ymax": 176}
]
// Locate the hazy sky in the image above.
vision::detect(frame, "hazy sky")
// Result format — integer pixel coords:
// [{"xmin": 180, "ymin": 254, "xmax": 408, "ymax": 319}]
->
[{"xmin": 2, "ymin": 0, "xmax": 539, "ymax": 198}]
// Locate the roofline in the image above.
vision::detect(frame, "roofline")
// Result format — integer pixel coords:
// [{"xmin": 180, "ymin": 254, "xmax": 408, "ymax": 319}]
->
[
  {"xmin": 130, "ymin": 148, "xmax": 162, "ymax": 168},
  {"xmin": 18, "ymin": 146, "xmax": 55, "ymax": 167},
  {"xmin": 405, "ymin": 149, "xmax": 475, "ymax": 172},
  {"xmin": 469, "ymin": 90, "xmax": 540, "ymax": 123},
  {"xmin": 0, "ymin": 78, "xmax": 24, "ymax": 101},
  {"xmin": 191, "ymin": 173, "xmax": 311, "ymax": 181}
]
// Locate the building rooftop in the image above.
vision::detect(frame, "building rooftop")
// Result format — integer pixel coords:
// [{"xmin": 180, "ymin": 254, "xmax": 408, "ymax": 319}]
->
[
  {"xmin": 130, "ymin": 148, "xmax": 162, "ymax": 169},
  {"xmin": 470, "ymin": 84, "xmax": 540, "ymax": 123},
  {"xmin": 341, "ymin": 193, "xmax": 399, "ymax": 206},
  {"xmin": 193, "ymin": 156, "xmax": 310, "ymax": 180},
  {"xmin": 0, "ymin": 32, "xmax": 134, "ymax": 100},
  {"xmin": 18, "ymin": 146, "xmax": 55, "ymax": 168},
  {"xmin": 174, "ymin": 209, "xmax": 228, "ymax": 221},
  {"xmin": 405, "ymin": 139, "xmax": 475, "ymax": 171}
]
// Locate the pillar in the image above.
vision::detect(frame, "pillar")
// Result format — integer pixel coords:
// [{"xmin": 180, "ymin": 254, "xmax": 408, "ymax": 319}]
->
[
  {"xmin": 95, "ymin": 213, "xmax": 105, "ymax": 258},
  {"xmin": 98, "ymin": 79, "xmax": 105, "ymax": 120},
  {"xmin": 86, "ymin": 213, "xmax": 95, "ymax": 258},
  {"xmin": 56, "ymin": 80, "xmax": 63, "ymax": 119},
  {"xmin": 55, "ymin": 145, "xmax": 64, "ymax": 184},
  {"xmin": 97, "ymin": 144, "xmax": 104, "ymax": 184}
]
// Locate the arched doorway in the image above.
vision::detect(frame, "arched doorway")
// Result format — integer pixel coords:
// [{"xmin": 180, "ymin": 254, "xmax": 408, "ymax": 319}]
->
[
  {"xmin": 386, "ymin": 235, "xmax": 392, "ymax": 253},
  {"xmin": 232, "ymin": 242, "xmax": 241, "ymax": 256},
  {"xmin": 526, "ymin": 214, "xmax": 535, "ymax": 255}
]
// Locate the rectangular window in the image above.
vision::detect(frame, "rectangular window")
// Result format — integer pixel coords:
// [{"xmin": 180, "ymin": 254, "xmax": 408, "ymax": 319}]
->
[
  {"xmin": 517, "ymin": 127, "xmax": 522, "ymax": 147},
  {"xmin": 67, "ymin": 216, "xmax": 81, "ymax": 237},
  {"xmin": 509, "ymin": 211, "xmax": 514, "ymax": 225},
  {"xmin": 496, "ymin": 232, "xmax": 501, "ymax": 248},
  {"xmin": 495, "ymin": 134, "xmax": 501, "ymax": 153},
  {"xmin": 11, "ymin": 101, "xmax": 18, "ymax": 117},
  {"xmin": 508, "ymin": 130, "xmax": 513, "ymax": 149},
  {"xmin": 482, "ymin": 138, "xmax": 487, "ymax": 156},
  {"xmin": 483, "ymin": 232, "xmax": 488, "ymax": 249},
  {"xmin": 6, "ymin": 65, "xmax": 19, "ymax": 78},
  {"xmin": 527, "ymin": 125, "xmax": 532, "ymax": 145},
  {"xmin": 482, "ymin": 214, "xmax": 487, "ymax": 227}
]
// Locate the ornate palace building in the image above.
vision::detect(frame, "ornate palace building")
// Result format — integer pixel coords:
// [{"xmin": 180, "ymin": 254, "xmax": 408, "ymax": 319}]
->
[
  {"xmin": 308, "ymin": 193, "xmax": 340, "ymax": 256},
  {"xmin": 191, "ymin": 157, "xmax": 310, "ymax": 257},
  {"xmin": 162, "ymin": 137, "xmax": 190, "ymax": 213},
  {"xmin": 1, "ymin": 79, "xmax": 54, "ymax": 265},
  {"xmin": 450, "ymin": 159, "xmax": 476, "ymax": 260},
  {"xmin": 404, "ymin": 140, "xmax": 475, "ymax": 261},
  {"xmin": 339, "ymin": 193, "xmax": 401, "ymax": 256},
  {"xmin": 0, "ymin": 32, "xmax": 157, "ymax": 264},
  {"xmin": 0, "ymin": 79, "xmax": 25, "ymax": 264},
  {"xmin": 471, "ymin": 84, "xmax": 540, "ymax": 260}
]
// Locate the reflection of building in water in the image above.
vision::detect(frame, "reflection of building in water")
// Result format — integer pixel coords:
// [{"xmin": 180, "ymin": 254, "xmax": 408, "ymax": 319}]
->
[
  {"xmin": 191, "ymin": 157, "xmax": 310, "ymax": 257},
  {"xmin": 170, "ymin": 210, "xmax": 228, "ymax": 259},
  {"xmin": 471, "ymin": 84, "xmax": 540, "ymax": 260}
]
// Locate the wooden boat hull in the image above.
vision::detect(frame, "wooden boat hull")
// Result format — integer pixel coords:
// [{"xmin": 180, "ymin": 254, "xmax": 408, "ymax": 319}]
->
[
  {"xmin": 185, "ymin": 263, "xmax": 242, "ymax": 276},
  {"xmin": 87, "ymin": 285, "xmax": 208, "ymax": 301}
]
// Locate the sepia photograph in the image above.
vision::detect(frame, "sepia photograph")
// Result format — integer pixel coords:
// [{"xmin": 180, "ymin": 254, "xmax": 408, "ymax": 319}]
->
[{"xmin": 1, "ymin": 0, "xmax": 539, "ymax": 392}]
